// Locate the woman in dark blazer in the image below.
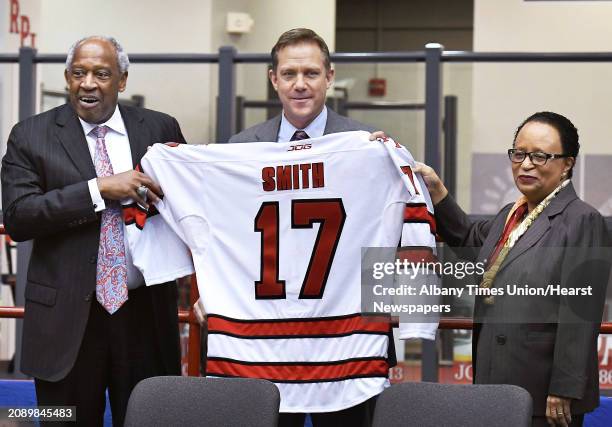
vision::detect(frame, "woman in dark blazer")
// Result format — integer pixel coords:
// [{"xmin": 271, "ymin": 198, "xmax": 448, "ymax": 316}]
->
[{"xmin": 416, "ymin": 112, "xmax": 610, "ymax": 427}]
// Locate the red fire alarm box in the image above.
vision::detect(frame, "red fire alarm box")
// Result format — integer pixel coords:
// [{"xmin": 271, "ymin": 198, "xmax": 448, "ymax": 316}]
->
[{"xmin": 368, "ymin": 78, "xmax": 386, "ymax": 97}]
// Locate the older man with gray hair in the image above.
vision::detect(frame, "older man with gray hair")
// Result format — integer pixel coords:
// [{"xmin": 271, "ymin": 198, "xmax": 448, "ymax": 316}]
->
[{"xmin": 2, "ymin": 35, "xmax": 185, "ymax": 425}]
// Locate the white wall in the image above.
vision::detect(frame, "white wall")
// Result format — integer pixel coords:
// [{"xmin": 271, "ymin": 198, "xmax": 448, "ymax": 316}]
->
[
  {"xmin": 470, "ymin": 0, "xmax": 612, "ymax": 213},
  {"xmin": 473, "ymin": 0, "xmax": 612, "ymax": 155}
]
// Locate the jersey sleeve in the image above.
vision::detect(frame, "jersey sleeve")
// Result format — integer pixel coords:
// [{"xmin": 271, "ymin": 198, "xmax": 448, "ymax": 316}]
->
[
  {"xmin": 123, "ymin": 202, "xmax": 195, "ymax": 285},
  {"xmin": 122, "ymin": 146, "xmax": 199, "ymax": 285},
  {"xmin": 381, "ymin": 138, "xmax": 440, "ymax": 340}
]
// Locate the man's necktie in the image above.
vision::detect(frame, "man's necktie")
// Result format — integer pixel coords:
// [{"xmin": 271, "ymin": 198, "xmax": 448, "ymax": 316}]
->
[
  {"xmin": 92, "ymin": 125, "xmax": 128, "ymax": 314},
  {"xmin": 290, "ymin": 130, "xmax": 310, "ymax": 141}
]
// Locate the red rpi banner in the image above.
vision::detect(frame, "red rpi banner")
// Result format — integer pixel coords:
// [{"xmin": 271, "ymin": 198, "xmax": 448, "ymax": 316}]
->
[{"xmin": 8, "ymin": 0, "xmax": 37, "ymax": 48}]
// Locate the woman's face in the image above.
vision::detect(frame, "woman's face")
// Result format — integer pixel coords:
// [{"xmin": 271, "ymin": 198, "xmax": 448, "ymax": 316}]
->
[{"xmin": 512, "ymin": 121, "xmax": 574, "ymax": 206}]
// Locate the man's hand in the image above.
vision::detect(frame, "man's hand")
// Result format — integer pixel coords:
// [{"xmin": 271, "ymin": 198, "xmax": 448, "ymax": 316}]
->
[
  {"xmin": 369, "ymin": 131, "xmax": 387, "ymax": 141},
  {"xmin": 546, "ymin": 395, "xmax": 572, "ymax": 426},
  {"xmin": 97, "ymin": 170, "xmax": 163, "ymax": 209},
  {"xmin": 412, "ymin": 162, "xmax": 448, "ymax": 205},
  {"xmin": 193, "ymin": 297, "xmax": 207, "ymax": 325}
]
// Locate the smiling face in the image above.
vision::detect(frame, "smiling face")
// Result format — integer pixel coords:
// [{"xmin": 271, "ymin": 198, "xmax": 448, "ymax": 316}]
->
[
  {"xmin": 269, "ymin": 41, "xmax": 334, "ymax": 130},
  {"xmin": 64, "ymin": 38, "xmax": 127, "ymax": 124},
  {"xmin": 512, "ymin": 121, "xmax": 574, "ymax": 210}
]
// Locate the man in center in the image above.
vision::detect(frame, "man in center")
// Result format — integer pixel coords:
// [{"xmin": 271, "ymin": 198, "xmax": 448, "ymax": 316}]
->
[
  {"xmin": 228, "ymin": 28, "xmax": 389, "ymax": 427},
  {"xmin": 229, "ymin": 28, "xmax": 377, "ymax": 143}
]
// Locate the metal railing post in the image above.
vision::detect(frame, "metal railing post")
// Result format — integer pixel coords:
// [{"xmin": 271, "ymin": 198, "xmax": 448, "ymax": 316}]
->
[
  {"xmin": 425, "ymin": 43, "xmax": 443, "ymax": 173},
  {"xmin": 423, "ymin": 43, "xmax": 444, "ymax": 383},
  {"xmin": 216, "ymin": 46, "xmax": 237, "ymax": 143},
  {"xmin": 235, "ymin": 95, "xmax": 245, "ymax": 133},
  {"xmin": 443, "ymin": 95, "xmax": 458, "ymax": 198},
  {"xmin": 19, "ymin": 46, "xmax": 36, "ymax": 120}
]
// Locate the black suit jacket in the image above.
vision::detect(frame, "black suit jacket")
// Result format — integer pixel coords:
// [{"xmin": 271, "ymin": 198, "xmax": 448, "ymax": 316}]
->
[
  {"xmin": 1, "ymin": 103, "xmax": 186, "ymax": 381},
  {"xmin": 228, "ymin": 108, "xmax": 376, "ymax": 143},
  {"xmin": 435, "ymin": 183, "xmax": 611, "ymax": 415}
]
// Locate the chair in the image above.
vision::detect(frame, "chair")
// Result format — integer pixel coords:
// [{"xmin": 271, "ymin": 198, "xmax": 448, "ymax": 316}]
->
[
  {"xmin": 372, "ymin": 382, "xmax": 532, "ymax": 427},
  {"xmin": 124, "ymin": 376, "xmax": 280, "ymax": 427}
]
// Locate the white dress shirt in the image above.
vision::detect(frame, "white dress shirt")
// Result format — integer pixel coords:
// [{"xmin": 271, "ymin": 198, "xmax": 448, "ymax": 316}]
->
[
  {"xmin": 277, "ymin": 106, "xmax": 327, "ymax": 142},
  {"xmin": 79, "ymin": 105, "xmax": 144, "ymax": 289}
]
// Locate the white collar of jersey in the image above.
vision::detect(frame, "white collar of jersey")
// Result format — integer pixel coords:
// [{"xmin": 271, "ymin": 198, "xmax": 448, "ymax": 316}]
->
[
  {"xmin": 278, "ymin": 105, "xmax": 327, "ymax": 142},
  {"xmin": 78, "ymin": 104, "xmax": 127, "ymax": 137}
]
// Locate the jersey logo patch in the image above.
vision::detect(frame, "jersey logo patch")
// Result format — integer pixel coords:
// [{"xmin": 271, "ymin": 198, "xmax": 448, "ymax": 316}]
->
[{"xmin": 288, "ymin": 143, "xmax": 312, "ymax": 151}]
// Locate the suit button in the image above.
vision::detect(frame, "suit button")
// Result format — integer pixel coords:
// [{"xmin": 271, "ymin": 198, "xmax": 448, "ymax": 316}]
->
[
  {"xmin": 89, "ymin": 255, "xmax": 97, "ymax": 264},
  {"xmin": 84, "ymin": 292, "xmax": 93, "ymax": 302},
  {"xmin": 496, "ymin": 335, "xmax": 507, "ymax": 345}
]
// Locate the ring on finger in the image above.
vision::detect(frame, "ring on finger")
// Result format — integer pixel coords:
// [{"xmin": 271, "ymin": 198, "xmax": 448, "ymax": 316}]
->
[{"xmin": 136, "ymin": 185, "xmax": 148, "ymax": 200}]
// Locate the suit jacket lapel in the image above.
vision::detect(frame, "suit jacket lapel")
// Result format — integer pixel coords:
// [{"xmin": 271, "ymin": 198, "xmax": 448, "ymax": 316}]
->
[
  {"xmin": 479, "ymin": 215, "xmax": 507, "ymax": 265},
  {"xmin": 323, "ymin": 108, "xmax": 340, "ymax": 135},
  {"xmin": 255, "ymin": 115, "xmax": 282, "ymax": 142},
  {"xmin": 55, "ymin": 104, "xmax": 97, "ymax": 180},
  {"xmin": 496, "ymin": 183, "xmax": 577, "ymax": 274},
  {"xmin": 119, "ymin": 104, "xmax": 150, "ymax": 167},
  {"xmin": 498, "ymin": 214, "xmax": 550, "ymax": 273}
]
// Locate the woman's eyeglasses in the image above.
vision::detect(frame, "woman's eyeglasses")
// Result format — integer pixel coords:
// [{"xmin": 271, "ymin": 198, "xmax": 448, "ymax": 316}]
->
[{"xmin": 507, "ymin": 149, "xmax": 571, "ymax": 166}]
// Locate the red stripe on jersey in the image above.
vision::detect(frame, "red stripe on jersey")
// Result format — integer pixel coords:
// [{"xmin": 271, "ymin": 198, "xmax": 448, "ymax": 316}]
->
[
  {"xmin": 207, "ymin": 358, "xmax": 389, "ymax": 382},
  {"xmin": 123, "ymin": 205, "xmax": 148, "ymax": 229},
  {"xmin": 400, "ymin": 166, "xmax": 419, "ymax": 194},
  {"xmin": 207, "ymin": 314, "xmax": 391, "ymax": 338},
  {"xmin": 397, "ymin": 247, "xmax": 438, "ymax": 264},
  {"xmin": 404, "ymin": 203, "xmax": 436, "ymax": 234}
]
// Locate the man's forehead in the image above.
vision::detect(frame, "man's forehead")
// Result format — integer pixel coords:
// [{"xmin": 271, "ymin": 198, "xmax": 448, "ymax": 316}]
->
[
  {"xmin": 277, "ymin": 43, "xmax": 325, "ymax": 68},
  {"xmin": 72, "ymin": 40, "xmax": 118, "ymax": 66},
  {"xmin": 74, "ymin": 39, "xmax": 117, "ymax": 59}
]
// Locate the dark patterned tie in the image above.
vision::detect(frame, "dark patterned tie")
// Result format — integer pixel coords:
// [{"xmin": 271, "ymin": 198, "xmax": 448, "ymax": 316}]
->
[
  {"xmin": 290, "ymin": 130, "xmax": 310, "ymax": 141},
  {"xmin": 92, "ymin": 125, "xmax": 128, "ymax": 314}
]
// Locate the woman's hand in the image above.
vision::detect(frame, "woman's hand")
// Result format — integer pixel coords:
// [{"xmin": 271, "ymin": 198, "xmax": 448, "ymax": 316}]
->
[
  {"xmin": 546, "ymin": 395, "xmax": 572, "ymax": 426},
  {"xmin": 412, "ymin": 162, "xmax": 448, "ymax": 205}
]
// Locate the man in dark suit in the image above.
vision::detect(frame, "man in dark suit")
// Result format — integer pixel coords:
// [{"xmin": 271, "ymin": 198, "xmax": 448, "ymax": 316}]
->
[
  {"xmin": 1, "ymin": 36, "xmax": 184, "ymax": 426},
  {"xmin": 229, "ymin": 28, "xmax": 377, "ymax": 144}
]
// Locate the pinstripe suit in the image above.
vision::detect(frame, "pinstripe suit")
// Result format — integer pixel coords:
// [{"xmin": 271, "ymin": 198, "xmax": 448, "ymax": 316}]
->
[{"xmin": 1, "ymin": 103, "xmax": 185, "ymax": 424}]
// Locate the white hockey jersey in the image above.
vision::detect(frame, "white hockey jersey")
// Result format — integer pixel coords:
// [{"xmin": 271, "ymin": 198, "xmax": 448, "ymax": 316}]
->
[{"xmin": 124, "ymin": 131, "xmax": 438, "ymax": 413}]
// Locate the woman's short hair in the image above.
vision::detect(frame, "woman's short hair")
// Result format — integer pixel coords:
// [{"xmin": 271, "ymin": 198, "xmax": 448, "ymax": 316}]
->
[{"xmin": 513, "ymin": 111, "xmax": 579, "ymax": 178}]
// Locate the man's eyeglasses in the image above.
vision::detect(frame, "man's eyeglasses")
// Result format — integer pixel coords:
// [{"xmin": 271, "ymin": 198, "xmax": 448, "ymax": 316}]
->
[{"xmin": 507, "ymin": 149, "xmax": 571, "ymax": 166}]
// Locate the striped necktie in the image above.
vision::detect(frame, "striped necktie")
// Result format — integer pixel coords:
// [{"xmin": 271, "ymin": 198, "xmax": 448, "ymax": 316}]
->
[
  {"xmin": 92, "ymin": 125, "xmax": 128, "ymax": 314},
  {"xmin": 290, "ymin": 130, "xmax": 310, "ymax": 141}
]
